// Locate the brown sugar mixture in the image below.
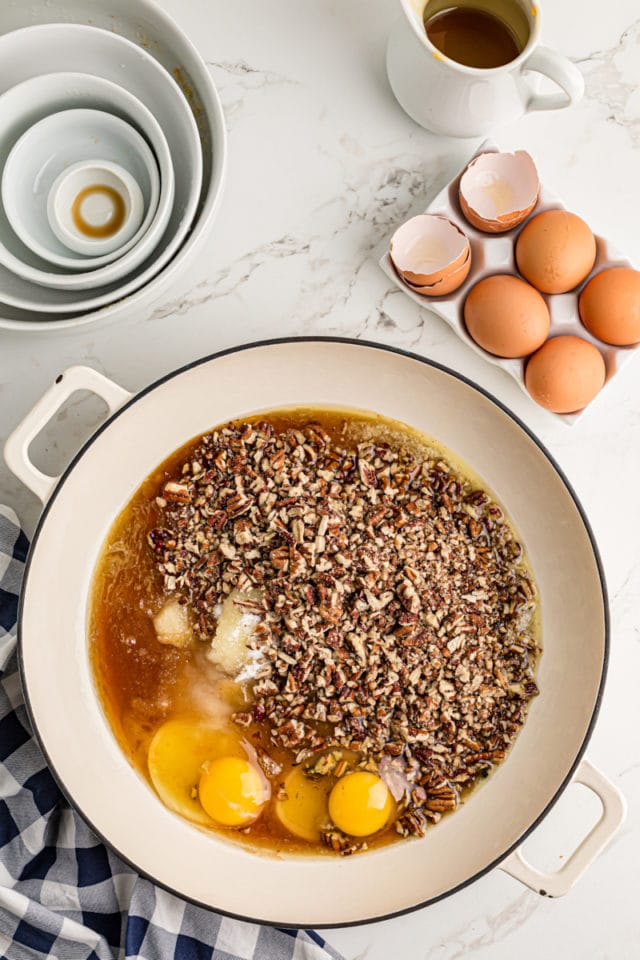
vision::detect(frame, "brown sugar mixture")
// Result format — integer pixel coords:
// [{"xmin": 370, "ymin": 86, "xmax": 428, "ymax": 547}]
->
[{"xmin": 90, "ymin": 409, "xmax": 540, "ymax": 856}]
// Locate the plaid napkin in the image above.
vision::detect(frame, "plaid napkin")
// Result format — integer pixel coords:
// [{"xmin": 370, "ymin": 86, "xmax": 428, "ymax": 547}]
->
[{"xmin": 0, "ymin": 505, "xmax": 343, "ymax": 960}]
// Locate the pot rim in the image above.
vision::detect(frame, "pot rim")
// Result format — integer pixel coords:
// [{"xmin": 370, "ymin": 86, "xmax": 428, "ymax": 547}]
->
[{"xmin": 17, "ymin": 336, "xmax": 609, "ymax": 928}]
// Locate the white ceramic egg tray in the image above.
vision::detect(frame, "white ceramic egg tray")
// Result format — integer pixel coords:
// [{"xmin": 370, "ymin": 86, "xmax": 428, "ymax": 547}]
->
[{"xmin": 379, "ymin": 141, "xmax": 636, "ymax": 425}]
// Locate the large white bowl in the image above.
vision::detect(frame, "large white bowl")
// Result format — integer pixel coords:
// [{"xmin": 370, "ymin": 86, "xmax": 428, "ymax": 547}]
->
[
  {"xmin": 0, "ymin": 22, "xmax": 204, "ymax": 314},
  {"xmin": 0, "ymin": 73, "xmax": 174, "ymax": 274},
  {"xmin": 0, "ymin": 0, "xmax": 225, "ymax": 329},
  {"xmin": 4, "ymin": 341, "xmax": 624, "ymax": 923}
]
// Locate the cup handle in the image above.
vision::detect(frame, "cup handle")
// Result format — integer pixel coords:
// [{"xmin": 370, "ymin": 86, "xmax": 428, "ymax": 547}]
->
[{"xmin": 522, "ymin": 46, "xmax": 585, "ymax": 112}]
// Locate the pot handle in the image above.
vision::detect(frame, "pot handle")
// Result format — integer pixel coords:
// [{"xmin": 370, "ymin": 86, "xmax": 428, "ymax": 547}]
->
[
  {"xmin": 4, "ymin": 365, "xmax": 132, "ymax": 504},
  {"xmin": 499, "ymin": 758, "xmax": 626, "ymax": 897}
]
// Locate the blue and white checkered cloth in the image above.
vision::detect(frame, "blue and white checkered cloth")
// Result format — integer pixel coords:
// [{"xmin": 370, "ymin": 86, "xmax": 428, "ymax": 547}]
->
[{"xmin": 0, "ymin": 505, "xmax": 344, "ymax": 960}]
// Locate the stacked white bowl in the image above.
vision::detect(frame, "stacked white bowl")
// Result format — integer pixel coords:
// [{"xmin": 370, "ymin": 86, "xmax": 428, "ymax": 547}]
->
[{"xmin": 0, "ymin": 0, "xmax": 226, "ymax": 331}]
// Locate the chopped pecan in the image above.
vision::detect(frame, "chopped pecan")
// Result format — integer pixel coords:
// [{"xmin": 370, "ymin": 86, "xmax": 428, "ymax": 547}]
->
[{"xmin": 150, "ymin": 413, "xmax": 540, "ymax": 855}]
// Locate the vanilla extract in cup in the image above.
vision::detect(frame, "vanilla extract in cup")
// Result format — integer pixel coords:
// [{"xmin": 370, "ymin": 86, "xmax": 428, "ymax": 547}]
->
[
  {"xmin": 423, "ymin": 0, "xmax": 529, "ymax": 68},
  {"xmin": 71, "ymin": 185, "xmax": 127, "ymax": 240},
  {"xmin": 387, "ymin": 0, "xmax": 584, "ymax": 136}
]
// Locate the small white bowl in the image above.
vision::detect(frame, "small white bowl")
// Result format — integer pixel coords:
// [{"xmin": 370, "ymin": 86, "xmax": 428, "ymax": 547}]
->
[
  {"xmin": 0, "ymin": 72, "xmax": 174, "ymax": 274},
  {"xmin": 2, "ymin": 108, "xmax": 158, "ymax": 264},
  {"xmin": 48, "ymin": 159, "xmax": 144, "ymax": 257},
  {"xmin": 0, "ymin": 20, "xmax": 209, "ymax": 317},
  {"xmin": 0, "ymin": 75, "xmax": 176, "ymax": 292}
]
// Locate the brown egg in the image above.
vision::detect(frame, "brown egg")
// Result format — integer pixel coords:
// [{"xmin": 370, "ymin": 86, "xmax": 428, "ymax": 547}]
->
[
  {"xmin": 464, "ymin": 275, "xmax": 550, "ymax": 358},
  {"xmin": 516, "ymin": 210, "xmax": 596, "ymax": 294},
  {"xmin": 579, "ymin": 266, "xmax": 640, "ymax": 345},
  {"xmin": 525, "ymin": 336, "xmax": 605, "ymax": 413}
]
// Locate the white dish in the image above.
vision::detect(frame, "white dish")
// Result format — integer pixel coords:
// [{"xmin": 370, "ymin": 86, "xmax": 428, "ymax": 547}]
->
[
  {"xmin": 0, "ymin": 73, "xmax": 173, "ymax": 275},
  {"xmin": 0, "ymin": 0, "xmax": 225, "ymax": 329},
  {"xmin": 3, "ymin": 108, "xmax": 157, "ymax": 266},
  {"xmin": 48, "ymin": 160, "xmax": 145, "ymax": 257},
  {"xmin": 4, "ymin": 340, "xmax": 624, "ymax": 922},
  {"xmin": 379, "ymin": 142, "xmax": 637, "ymax": 425},
  {"xmin": 0, "ymin": 25, "xmax": 202, "ymax": 312}
]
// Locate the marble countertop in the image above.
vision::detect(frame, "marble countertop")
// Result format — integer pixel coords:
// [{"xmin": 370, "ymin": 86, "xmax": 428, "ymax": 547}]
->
[{"xmin": 0, "ymin": 0, "xmax": 638, "ymax": 956}]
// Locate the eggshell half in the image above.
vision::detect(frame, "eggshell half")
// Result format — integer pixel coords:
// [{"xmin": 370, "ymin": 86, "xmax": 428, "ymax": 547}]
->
[
  {"xmin": 390, "ymin": 214, "xmax": 471, "ymax": 293},
  {"xmin": 579, "ymin": 266, "xmax": 640, "ymax": 346},
  {"xmin": 459, "ymin": 151, "xmax": 539, "ymax": 234},
  {"xmin": 403, "ymin": 251, "xmax": 471, "ymax": 298},
  {"xmin": 525, "ymin": 336, "xmax": 605, "ymax": 413}
]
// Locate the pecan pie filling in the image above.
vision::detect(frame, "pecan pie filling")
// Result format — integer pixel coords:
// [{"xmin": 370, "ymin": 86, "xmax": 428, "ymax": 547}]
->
[{"xmin": 90, "ymin": 410, "xmax": 540, "ymax": 855}]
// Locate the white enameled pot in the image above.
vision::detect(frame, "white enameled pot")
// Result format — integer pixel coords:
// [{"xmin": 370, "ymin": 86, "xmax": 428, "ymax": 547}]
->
[{"xmin": 5, "ymin": 340, "xmax": 625, "ymax": 926}]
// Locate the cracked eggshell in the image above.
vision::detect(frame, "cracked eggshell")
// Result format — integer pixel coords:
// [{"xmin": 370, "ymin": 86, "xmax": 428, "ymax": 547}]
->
[
  {"xmin": 390, "ymin": 214, "xmax": 471, "ymax": 296},
  {"xmin": 459, "ymin": 150, "xmax": 539, "ymax": 234},
  {"xmin": 404, "ymin": 255, "xmax": 471, "ymax": 298}
]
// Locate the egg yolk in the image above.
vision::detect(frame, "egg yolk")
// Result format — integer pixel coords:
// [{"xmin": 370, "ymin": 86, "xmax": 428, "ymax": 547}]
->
[
  {"xmin": 275, "ymin": 766, "xmax": 331, "ymax": 842},
  {"xmin": 199, "ymin": 756, "xmax": 269, "ymax": 827},
  {"xmin": 328, "ymin": 771, "xmax": 393, "ymax": 837},
  {"xmin": 147, "ymin": 720, "xmax": 244, "ymax": 826}
]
